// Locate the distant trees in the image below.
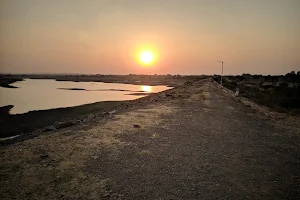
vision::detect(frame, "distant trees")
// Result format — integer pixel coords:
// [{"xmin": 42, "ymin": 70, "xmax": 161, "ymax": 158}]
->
[
  {"xmin": 286, "ymin": 71, "xmax": 295, "ymax": 76},
  {"xmin": 285, "ymin": 71, "xmax": 300, "ymax": 82},
  {"xmin": 286, "ymin": 71, "xmax": 297, "ymax": 76}
]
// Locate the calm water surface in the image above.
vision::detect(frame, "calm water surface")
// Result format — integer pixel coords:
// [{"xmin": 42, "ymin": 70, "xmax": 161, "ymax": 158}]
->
[{"xmin": 0, "ymin": 79, "xmax": 171, "ymax": 114}]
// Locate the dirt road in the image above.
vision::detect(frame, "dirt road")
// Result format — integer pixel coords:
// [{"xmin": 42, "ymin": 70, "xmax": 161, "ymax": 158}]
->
[{"xmin": 1, "ymin": 79, "xmax": 300, "ymax": 199}]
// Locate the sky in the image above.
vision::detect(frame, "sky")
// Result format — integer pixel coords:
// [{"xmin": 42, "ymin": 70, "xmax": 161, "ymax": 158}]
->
[{"xmin": 0, "ymin": 0, "xmax": 299, "ymax": 75}]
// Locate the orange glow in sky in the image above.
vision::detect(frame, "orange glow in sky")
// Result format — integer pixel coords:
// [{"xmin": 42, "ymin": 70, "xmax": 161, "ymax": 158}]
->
[{"xmin": 0, "ymin": 0, "xmax": 299, "ymax": 75}]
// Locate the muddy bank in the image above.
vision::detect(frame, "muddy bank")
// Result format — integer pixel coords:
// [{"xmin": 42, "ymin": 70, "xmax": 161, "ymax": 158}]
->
[
  {"xmin": 0, "ymin": 101, "xmax": 126, "ymax": 139},
  {"xmin": 0, "ymin": 84, "xmax": 177, "ymax": 144}
]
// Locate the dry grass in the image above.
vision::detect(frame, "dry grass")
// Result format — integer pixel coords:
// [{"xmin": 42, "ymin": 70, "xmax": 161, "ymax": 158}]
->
[
  {"xmin": 83, "ymin": 104, "xmax": 176, "ymax": 156},
  {"xmin": 0, "ymin": 104, "xmax": 177, "ymax": 199}
]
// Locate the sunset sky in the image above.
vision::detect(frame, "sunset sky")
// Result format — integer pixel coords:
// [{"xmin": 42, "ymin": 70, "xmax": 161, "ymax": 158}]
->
[{"xmin": 0, "ymin": 0, "xmax": 299, "ymax": 75}]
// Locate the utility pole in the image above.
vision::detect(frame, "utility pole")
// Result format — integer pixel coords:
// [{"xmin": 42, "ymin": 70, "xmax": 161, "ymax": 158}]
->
[{"xmin": 217, "ymin": 60, "xmax": 223, "ymax": 86}]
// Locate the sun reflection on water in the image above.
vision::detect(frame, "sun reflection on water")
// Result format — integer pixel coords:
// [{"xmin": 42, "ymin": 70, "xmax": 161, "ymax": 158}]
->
[{"xmin": 141, "ymin": 85, "xmax": 152, "ymax": 93}]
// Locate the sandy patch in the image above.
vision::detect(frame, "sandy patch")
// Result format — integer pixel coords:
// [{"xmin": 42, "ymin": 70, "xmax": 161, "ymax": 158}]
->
[{"xmin": 83, "ymin": 104, "xmax": 176, "ymax": 151}]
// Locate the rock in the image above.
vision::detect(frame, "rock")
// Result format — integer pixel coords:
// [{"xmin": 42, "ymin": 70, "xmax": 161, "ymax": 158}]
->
[
  {"xmin": 102, "ymin": 111, "xmax": 109, "ymax": 115},
  {"xmin": 165, "ymin": 93, "xmax": 173, "ymax": 97},
  {"xmin": 42, "ymin": 164, "xmax": 48, "ymax": 167},
  {"xmin": 43, "ymin": 125, "xmax": 56, "ymax": 132},
  {"xmin": 102, "ymin": 110, "xmax": 116, "ymax": 115},
  {"xmin": 102, "ymin": 190, "xmax": 113, "ymax": 198},
  {"xmin": 133, "ymin": 124, "xmax": 141, "ymax": 128},
  {"xmin": 87, "ymin": 114, "xmax": 94, "ymax": 121},
  {"xmin": 54, "ymin": 120, "xmax": 77, "ymax": 129},
  {"xmin": 40, "ymin": 154, "xmax": 49, "ymax": 159},
  {"xmin": 235, "ymin": 89, "xmax": 239, "ymax": 97},
  {"xmin": 103, "ymin": 193, "xmax": 110, "ymax": 198},
  {"xmin": 108, "ymin": 110, "xmax": 116, "ymax": 115}
]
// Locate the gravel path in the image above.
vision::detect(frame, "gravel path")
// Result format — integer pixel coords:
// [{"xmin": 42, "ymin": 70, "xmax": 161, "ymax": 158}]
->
[{"xmin": 1, "ymin": 79, "xmax": 300, "ymax": 200}]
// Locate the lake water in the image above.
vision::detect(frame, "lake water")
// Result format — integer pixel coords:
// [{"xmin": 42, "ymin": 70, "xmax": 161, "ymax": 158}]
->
[{"xmin": 0, "ymin": 79, "xmax": 171, "ymax": 114}]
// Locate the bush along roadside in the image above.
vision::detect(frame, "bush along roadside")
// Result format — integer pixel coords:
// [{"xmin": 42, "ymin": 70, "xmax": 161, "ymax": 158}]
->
[{"xmin": 212, "ymin": 75, "xmax": 300, "ymax": 115}]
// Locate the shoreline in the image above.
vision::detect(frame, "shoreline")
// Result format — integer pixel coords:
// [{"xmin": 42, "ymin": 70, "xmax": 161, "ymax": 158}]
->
[
  {"xmin": 1, "ymin": 74, "xmax": 204, "ymax": 87},
  {"xmin": 0, "ymin": 77, "xmax": 23, "ymax": 88},
  {"xmin": 0, "ymin": 84, "xmax": 176, "ymax": 143},
  {"xmin": 0, "ymin": 77, "xmax": 177, "ymax": 88},
  {"xmin": 58, "ymin": 87, "xmax": 152, "ymax": 93},
  {"xmin": 0, "ymin": 76, "xmax": 179, "ymax": 141},
  {"xmin": 56, "ymin": 79, "xmax": 178, "ymax": 87},
  {"xmin": 0, "ymin": 100, "xmax": 128, "ymax": 140}
]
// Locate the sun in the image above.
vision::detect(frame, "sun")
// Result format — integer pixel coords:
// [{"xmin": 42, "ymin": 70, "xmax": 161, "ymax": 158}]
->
[{"xmin": 139, "ymin": 51, "xmax": 154, "ymax": 65}]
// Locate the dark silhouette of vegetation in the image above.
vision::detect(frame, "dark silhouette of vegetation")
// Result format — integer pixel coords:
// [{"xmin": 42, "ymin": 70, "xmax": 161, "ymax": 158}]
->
[
  {"xmin": 213, "ymin": 72, "xmax": 300, "ymax": 115},
  {"xmin": 0, "ymin": 74, "xmax": 207, "ymax": 87},
  {"xmin": 0, "ymin": 75, "xmax": 23, "ymax": 88}
]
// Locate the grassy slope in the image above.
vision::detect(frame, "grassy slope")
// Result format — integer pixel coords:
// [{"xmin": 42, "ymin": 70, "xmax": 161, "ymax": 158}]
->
[{"xmin": 213, "ymin": 75, "xmax": 300, "ymax": 114}]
